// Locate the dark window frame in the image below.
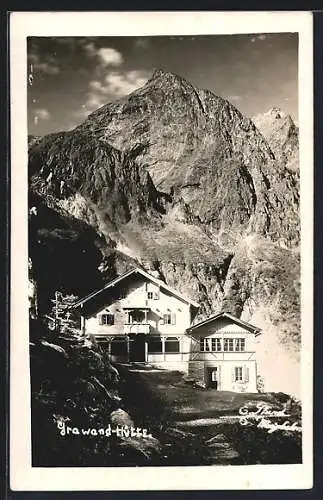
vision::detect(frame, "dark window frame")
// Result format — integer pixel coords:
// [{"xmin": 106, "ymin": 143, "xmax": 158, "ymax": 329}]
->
[
  {"xmin": 200, "ymin": 337, "xmax": 222, "ymax": 352},
  {"xmin": 235, "ymin": 338, "xmax": 246, "ymax": 352},
  {"xmin": 165, "ymin": 336, "xmax": 180, "ymax": 353},
  {"xmin": 224, "ymin": 338, "xmax": 234, "ymax": 352},
  {"xmin": 148, "ymin": 337, "xmax": 163, "ymax": 354},
  {"xmin": 234, "ymin": 366, "xmax": 243, "ymax": 381},
  {"xmin": 99, "ymin": 313, "xmax": 114, "ymax": 326}
]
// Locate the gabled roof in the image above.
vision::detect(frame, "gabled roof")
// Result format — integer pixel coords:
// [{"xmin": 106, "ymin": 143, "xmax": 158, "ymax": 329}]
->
[
  {"xmin": 71, "ymin": 267, "xmax": 200, "ymax": 309},
  {"xmin": 186, "ymin": 311, "xmax": 261, "ymax": 335}
]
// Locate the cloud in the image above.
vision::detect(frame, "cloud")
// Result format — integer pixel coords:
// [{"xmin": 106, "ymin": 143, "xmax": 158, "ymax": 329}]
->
[
  {"xmin": 84, "ymin": 42, "xmax": 97, "ymax": 57},
  {"xmin": 227, "ymin": 95, "xmax": 241, "ymax": 102},
  {"xmin": 84, "ymin": 43, "xmax": 123, "ymax": 67},
  {"xmin": 103, "ymin": 70, "xmax": 149, "ymax": 97},
  {"xmin": 85, "ymin": 93, "xmax": 105, "ymax": 110},
  {"xmin": 251, "ymin": 34, "xmax": 267, "ymax": 43},
  {"xmin": 34, "ymin": 108, "xmax": 51, "ymax": 121},
  {"xmin": 72, "ymin": 69, "xmax": 150, "ymax": 125},
  {"xmin": 28, "ymin": 52, "xmax": 61, "ymax": 75},
  {"xmin": 97, "ymin": 48, "xmax": 123, "ymax": 66},
  {"xmin": 79, "ymin": 70, "xmax": 150, "ymax": 116},
  {"xmin": 133, "ymin": 37, "xmax": 150, "ymax": 50},
  {"xmin": 28, "ymin": 39, "xmax": 124, "ymax": 81}
]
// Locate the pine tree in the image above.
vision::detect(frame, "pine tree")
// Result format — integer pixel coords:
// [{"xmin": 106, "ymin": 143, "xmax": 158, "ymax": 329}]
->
[{"xmin": 50, "ymin": 291, "xmax": 79, "ymax": 333}]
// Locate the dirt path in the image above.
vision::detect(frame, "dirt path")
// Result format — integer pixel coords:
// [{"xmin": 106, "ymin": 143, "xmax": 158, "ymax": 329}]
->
[
  {"xmin": 116, "ymin": 363, "xmax": 242, "ymax": 465},
  {"xmin": 116, "ymin": 363, "xmax": 302, "ymax": 466}
]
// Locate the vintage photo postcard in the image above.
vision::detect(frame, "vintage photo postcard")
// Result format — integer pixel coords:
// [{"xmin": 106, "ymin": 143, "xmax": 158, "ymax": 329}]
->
[{"xmin": 10, "ymin": 11, "xmax": 313, "ymax": 491}]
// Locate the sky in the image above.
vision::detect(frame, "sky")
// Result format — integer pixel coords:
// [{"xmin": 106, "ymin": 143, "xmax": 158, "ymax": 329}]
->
[{"xmin": 27, "ymin": 33, "xmax": 298, "ymax": 136}]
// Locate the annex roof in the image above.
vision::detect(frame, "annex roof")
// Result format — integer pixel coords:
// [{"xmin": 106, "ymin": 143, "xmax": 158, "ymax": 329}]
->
[
  {"xmin": 186, "ymin": 311, "xmax": 261, "ymax": 335},
  {"xmin": 71, "ymin": 267, "xmax": 200, "ymax": 309}
]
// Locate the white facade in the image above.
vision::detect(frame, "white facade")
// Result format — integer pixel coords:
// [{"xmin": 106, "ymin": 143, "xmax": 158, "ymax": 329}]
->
[
  {"xmin": 77, "ymin": 269, "xmax": 196, "ymax": 368},
  {"xmin": 74, "ymin": 268, "xmax": 261, "ymax": 393},
  {"xmin": 85, "ymin": 278, "xmax": 192, "ymax": 337},
  {"xmin": 187, "ymin": 316, "xmax": 260, "ymax": 392}
]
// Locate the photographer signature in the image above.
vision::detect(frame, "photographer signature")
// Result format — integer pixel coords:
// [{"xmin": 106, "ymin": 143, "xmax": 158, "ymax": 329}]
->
[{"xmin": 237, "ymin": 403, "xmax": 302, "ymax": 433}]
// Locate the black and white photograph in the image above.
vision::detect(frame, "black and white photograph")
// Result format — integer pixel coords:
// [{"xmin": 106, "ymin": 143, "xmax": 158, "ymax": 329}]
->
[{"xmin": 10, "ymin": 11, "xmax": 313, "ymax": 491}]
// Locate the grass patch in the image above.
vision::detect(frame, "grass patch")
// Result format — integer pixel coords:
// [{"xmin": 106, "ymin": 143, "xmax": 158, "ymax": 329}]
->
[{"xmin": 117, "ymin": 365, "xmax": 302, "ymax": 466}]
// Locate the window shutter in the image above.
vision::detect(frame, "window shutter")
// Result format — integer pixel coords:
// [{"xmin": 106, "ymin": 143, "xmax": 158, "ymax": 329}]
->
[
  {"xmin": 231, "ymin": 367, "xmax": 236, "ymax": 383},
  {"xmin": 171, "ymin": 313, "xmax": 176, "ymax": 325},
  {"xmin": 160, "ymin": 316, "xmax": 164, "ymax": 325},
  {"xmin": 244, "ymin": 365, "xmax": 249, "ymax": 383},
  {"xmin": 98, "ymin": 315, "xmax": 103, "ymax": 326}
]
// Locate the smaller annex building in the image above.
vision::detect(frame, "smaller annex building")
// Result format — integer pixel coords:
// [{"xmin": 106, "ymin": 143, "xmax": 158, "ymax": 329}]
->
[
  {"xmin": 186, "ymin": 312, "xmax": 261, "ymax": 393},
  {"xmin": 70, "ymin": 267, "xmax": 261, "ymax": 393}
]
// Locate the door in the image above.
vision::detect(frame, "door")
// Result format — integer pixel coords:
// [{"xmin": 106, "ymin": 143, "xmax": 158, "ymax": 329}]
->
[
  {"xmin": 129, "ymin": 335, "xmax": 146, "ymax": 362},
  {"xmin": 207, "ymin": 367, "xmax": 220, "ymax": 389}
]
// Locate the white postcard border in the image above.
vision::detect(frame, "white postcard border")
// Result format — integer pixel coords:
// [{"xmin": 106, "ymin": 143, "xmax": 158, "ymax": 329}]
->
[{"xmin": 10, "ymin": 11, "xmax": 313, "ymax": 491}]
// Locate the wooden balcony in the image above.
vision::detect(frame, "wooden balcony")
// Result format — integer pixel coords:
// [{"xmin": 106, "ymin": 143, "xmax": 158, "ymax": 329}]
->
[
  {"xmin": 122, "ymin": 299, "xmax": 150, "ymax": 310},
  {"xmin": 124, "ymin": 323, "xmax": 151, "ymax": 335}
]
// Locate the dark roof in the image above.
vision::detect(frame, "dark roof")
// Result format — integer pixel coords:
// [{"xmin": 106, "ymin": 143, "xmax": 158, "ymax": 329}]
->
[
  {"xmin": 71, "ymin": 267, "xmax": 200, "ymax": 309},
  {"xmin": 186, "ymin": 311, "xmax": 261, "ymax": 335}
]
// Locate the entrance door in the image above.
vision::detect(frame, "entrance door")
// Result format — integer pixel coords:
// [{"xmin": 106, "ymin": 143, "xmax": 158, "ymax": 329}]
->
[
  {"xmin": 129, "ymin": 335, "xmax": 146, "ymax": 362},
  {"xmin": 207, "ymin": 367, "xmax": 219, "ymax": 389}
]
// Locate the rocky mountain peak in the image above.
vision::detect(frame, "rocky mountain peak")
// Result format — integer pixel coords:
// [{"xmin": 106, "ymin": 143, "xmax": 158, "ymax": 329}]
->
[
  {"xmin": 253, "ymin": 108, "xmax": 299, "ymax": 171},
  {"xmin": 28, "ymin": 72, "xmax": 301, "ymax": 395},
  {"xmin": 254, "ymin": 107, "xmax": 295, "ymax": 129},
  {"xmin": 149, "ymin": 68, "xmax": 181, "ymax": 81}
]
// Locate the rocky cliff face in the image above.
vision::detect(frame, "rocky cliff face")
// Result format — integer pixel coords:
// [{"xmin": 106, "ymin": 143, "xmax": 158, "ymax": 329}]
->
[
  {"xmin": 253, "ymin": 107, "xmax": 299, "ymax": 172},
  {"xmin": 28, "ymin": 70, "xmax": 300, "ymax": 396}
]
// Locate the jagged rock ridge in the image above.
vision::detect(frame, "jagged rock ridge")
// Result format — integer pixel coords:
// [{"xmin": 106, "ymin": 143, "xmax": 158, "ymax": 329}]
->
[{"xmin": 253, "ymin": 107, "xmax": 299, "ymax": 172}]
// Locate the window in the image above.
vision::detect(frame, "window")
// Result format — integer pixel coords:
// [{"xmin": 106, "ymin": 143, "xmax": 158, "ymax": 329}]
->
[
  {"xmin": 234, "ymin": 366, "xmax": 243, "ymax": 381},
  {"xmin": 148, "ymin": 337, "xmax": 162, "ymax": 353},
  {"xmin": 165, "ymin": 337, "xmax": 180, "ymax": 353},
  {"xmin": 232, "ymin": 366, "xmax": 249, "ymax": 383},
  {"xmin": 163, "ymin": 313, "xmax": 176, "ymax": 325},
  {"xmin": 200, "ymin": 337, "xmax": 246, "ymax": 352},
  {"xmin": 147, "ymin": 285, "xmax": 159, "ymax": 300},
  {"xmin": 235, "ymin": 338, "xmax": 246, "ymax": 351},
  {"xmin": 163, "ymin": 313, "xmax": 171, "ymax": 324},
  {"xmin": 200, "ymin": 338, "xmax": 222, "ymax": 352},
  {"xmin": 211, "ymin": 338, "xmax": 222, "ymax": 351},
  {"xmin": 99, "ymin": 313, "xmax": 114, "ymax": 326},
  {"xmin": 223, "ymin": 338, "xmax": 246, "ymax": 351},
  {"xmin": 224, "ymin": 338, "xmax": 234, "ymax": 351}
]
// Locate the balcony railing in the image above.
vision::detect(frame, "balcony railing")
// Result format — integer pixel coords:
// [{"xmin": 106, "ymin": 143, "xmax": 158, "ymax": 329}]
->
[
  {"xmin": 124, "ymin": 323, "xmax": 150, "ymax": 334},
  {"xmin": 122, "ymin": 298, "xmax": 150, "ymax": 309}
]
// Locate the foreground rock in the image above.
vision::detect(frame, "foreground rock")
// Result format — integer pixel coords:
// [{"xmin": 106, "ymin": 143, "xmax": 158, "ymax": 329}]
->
[
  {"xmin": 110, "ymin": 408, "xmax": 161, "ymax": 461},
  {"xmin": 205, "ymin": 433, "xmax": 240, "ymax": 462}
]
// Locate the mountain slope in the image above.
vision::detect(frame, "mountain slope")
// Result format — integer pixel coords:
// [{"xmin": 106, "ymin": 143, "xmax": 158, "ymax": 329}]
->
[
  {"xmin": 28, "ymin": 70, "xmax": 300, "ymax": 395},
  {"xmin": 76, "ymin": 69, "xmax": 299, "ymax": 245}
]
